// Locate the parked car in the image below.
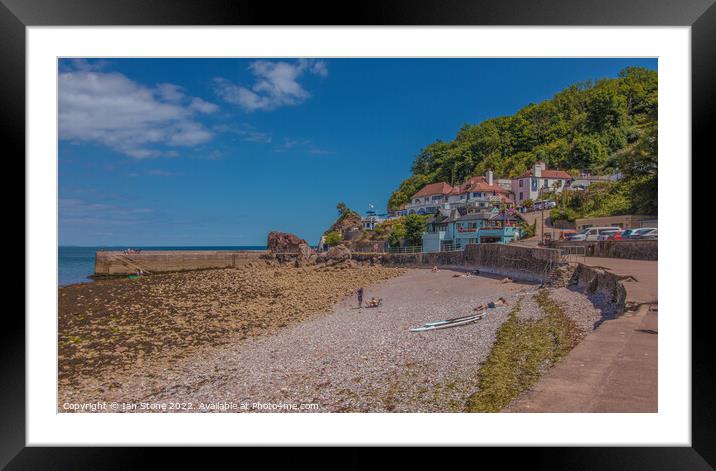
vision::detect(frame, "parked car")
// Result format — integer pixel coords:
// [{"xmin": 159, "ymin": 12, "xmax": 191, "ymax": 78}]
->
[
  {"xmin": 630, "ymin": 227, "xmax": 658, "ymax": 240},
  {"xmin": 559, "ymin": 229, "xmax": 577, "ymax": 240},
  {"xmin": 607, "ymin": 230, "xmax": 624, "ymax": 240},
  {"xmin": 533, "ymin": 200, "xmax": 556, "ymax": 211},
  {"xmin": 567, "ymin": 226, "xmax": 622, "ymax": 241},
  {"xmin": 598, "ymin": 229, "xmax": 620, "ymax": 241},
  {"xmin": 619, "ymin": 228, "xmax": 636, "ymax": 239}
]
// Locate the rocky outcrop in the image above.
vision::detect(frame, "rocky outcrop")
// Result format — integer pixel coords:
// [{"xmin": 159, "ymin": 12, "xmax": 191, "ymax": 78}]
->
[
  {"xmin": 327, "ymin": 213, "xmax": 363, "ymax": 235},
  {"xmin": 267, "ymin": 231, "xmax": 314, "ymax": 267},
  {"xmin": 267, "ymin": 231, "xmax": 308, "ymax": 253},
  {"xmin": 318, "ymin": 244, "xmax": 351, "ymax": 263}
]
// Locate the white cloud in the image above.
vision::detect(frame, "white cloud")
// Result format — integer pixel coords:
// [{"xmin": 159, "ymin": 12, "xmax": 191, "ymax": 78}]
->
[
  {"xmin": 155, "ymin": 83, "xmax": 186, "ymax": 103},
  {"xmin": 189, "ymin": 97, "xmax": 220, "ymax": 114},
  {"xmin": 213, "ymin": 59, "xmax": 328, "ymax": 112},
  {"xmin": 59, "ymin": 69, "xmax": 219, "ymax": 158},
  {"xmin": 213, "ymin": 123, "xmax": 272, "ymax": 143}
]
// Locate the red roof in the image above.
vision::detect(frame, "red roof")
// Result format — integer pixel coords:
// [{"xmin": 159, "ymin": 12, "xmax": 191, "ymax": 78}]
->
[
  {"xmin": 463, "ymin": 181, "xmax": 509, "ymax": 194},
  {"xmin": 518, "ymin": 169, "xmax": 572, "ymax": 179},
  {"xmin": 413, "ymin": 175, "xmax": 511, "ymax": 200},
  {"xmin": 457, "ymin": 176, "xmax": 509, "ymax": 195},
  {"xmin": 412, "ymin": 182, "xmax": 454, "ymax": 198}
]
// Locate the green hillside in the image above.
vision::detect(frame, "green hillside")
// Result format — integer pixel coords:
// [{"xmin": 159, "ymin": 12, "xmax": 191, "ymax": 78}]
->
[{"xmin": 388, "ymin": 67, "xmax": 657, "ymax": 218}]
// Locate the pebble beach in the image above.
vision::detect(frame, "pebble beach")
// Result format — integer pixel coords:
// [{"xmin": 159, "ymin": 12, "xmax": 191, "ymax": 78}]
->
[{"xmin": 59, "ymin": 265, "xmax": 613, "ymax": 412}]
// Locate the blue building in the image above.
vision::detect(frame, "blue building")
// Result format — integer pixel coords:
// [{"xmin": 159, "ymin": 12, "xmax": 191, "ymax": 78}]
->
[{"xmin": 422, "ymin": 208, "xmax": 522, "ymax": 252}]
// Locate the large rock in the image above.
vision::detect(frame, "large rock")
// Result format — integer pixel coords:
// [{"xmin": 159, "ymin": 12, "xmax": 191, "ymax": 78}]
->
[
  {"xmin": 267, "ymin": 231, "xmax": 315, "ymax": 266},
  {"xmin": 326, "ymin": 244, "xmax": 351, "ymax": 262},
  {"xmin": 267, "ymin": 231, "xmax": 309, "ymax": 254}
]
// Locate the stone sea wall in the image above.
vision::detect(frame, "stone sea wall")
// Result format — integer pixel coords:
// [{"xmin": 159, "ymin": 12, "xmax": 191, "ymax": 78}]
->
[
  {"xmin": 96, "ymin": 244, "xmax": 566, "ymax": 284},
  {"xmin": 353, "ymin": 244, "xmax": 563, "ymax": 283},
  {"xmin": 94, "ymin": 250, "xmax": 266, "ymax": 276},
  {"xmin": 551, "ymin": 240, "xmax": 657, "ymax": 260}
]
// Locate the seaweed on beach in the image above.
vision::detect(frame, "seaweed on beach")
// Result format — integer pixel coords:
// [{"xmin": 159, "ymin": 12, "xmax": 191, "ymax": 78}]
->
[{"xmin": 465, "ymin": 290, "xmax": 581, "ymax": 412}]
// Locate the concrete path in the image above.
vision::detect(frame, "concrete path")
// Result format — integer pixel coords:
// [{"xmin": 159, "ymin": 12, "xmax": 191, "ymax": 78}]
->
[{"xmin": 507, "ymin": 256, "xmax": 658, "ymax": 413}]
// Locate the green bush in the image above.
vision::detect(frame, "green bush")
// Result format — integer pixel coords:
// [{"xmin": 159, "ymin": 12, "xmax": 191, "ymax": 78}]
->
[{"xmin": 324, "ymin": 231, "xmax": 342, "ymax": 247}]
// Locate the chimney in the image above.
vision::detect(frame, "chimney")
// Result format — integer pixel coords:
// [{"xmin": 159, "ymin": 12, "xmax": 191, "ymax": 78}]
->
[
  {"xmin": 534, "ymin": 162, "xmax": 542, "ymax": 178},
  {"xmin": 486, "ymin": 169, "xmax": 494, "ymax": 185}
]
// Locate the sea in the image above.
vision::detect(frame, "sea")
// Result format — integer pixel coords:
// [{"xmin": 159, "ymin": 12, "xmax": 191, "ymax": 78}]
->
[{"xmin": 58, "ymin": 246, "xmax": 266, "ymax": 287}]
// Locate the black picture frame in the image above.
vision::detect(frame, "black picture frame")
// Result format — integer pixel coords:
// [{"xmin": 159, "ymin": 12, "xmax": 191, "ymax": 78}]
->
[{"xmin": 3, "ymin": 0, "xmax": 711, "ymax": 468}]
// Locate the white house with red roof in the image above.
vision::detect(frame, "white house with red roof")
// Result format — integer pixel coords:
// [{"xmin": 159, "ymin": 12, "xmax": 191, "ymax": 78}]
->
[
  {"xmin": 397, "ymin": 170, "xmax": 513, "ymax": 216},
  {"xmin": 512, "ymin": 161, "xmax": 572, "ymax": 204}
]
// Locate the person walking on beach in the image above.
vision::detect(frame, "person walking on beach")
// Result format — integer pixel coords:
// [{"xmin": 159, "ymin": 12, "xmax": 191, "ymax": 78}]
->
[{"xmin": 356, "ymin": 287, "xmax": 364, "ymax": 308}]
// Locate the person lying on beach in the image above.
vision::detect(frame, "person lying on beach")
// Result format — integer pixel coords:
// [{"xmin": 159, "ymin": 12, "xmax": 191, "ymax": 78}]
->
[
  {"xmin": 500, "ymin": 277, "xmax": 513, "ymax": 283},
  {"xmin": 431, "ymin": 266, "xmax": 439, "ymax": 273},
  {"xmin": 366, "ymin": 297, "xmax": 381, "ymax": 308},
  {"xmin": 475, "ymin": 297, "xmax": 507, "ymax": 312},
  {"xmin": 487, "ymin": 297, "xmax": 508, "ymax": 309}
]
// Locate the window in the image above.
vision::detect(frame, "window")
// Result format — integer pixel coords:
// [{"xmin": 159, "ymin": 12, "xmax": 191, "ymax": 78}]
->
[
  {"xmin": 519, "ymin": 179, "xmax": 523, "ymax": 187},
  {"xmin": 519, "ymin": 192, "xmax": 523, "ymax": 200}
]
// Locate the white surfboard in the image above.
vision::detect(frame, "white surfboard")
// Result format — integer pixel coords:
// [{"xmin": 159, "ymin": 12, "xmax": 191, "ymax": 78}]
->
[{"xmin": 410, "ymin": 314, "xmax": 483, "ymax": 332}]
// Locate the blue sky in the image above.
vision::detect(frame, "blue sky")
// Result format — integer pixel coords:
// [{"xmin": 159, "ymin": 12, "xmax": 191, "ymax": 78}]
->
[{"xmin": 59, "ymin": 57, "xmax": 657, "ymax": 246}]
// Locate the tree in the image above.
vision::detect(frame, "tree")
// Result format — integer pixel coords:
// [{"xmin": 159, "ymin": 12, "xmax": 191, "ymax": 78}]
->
[
  {"xmin": 387, "ymin": 221, "xmax": 406, "ymax": 248},
  {"xmin": 569, "ymin": 134, "xmax": 608, "ymax": 171},
  {"xmin": 403, "ymin": 214, "xmax": 428, "ymax": 246},
  {"xmin": 336, "ymin": 202, "xmax": 350, "ymax": 216},
  {"xmin": 324, "ymin": 231, "xmax": 342, "ymax": 247}
]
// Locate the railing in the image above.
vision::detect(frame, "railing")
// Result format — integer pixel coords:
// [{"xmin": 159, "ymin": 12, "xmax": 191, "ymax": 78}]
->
[
  {"xmin": 438, "ymin": 242, "xmax": 464, "ymax": 253},
  {"xmin": 559, "ymin": 245, "xmax": 586, "ymax": 263},
  {"xmin": 387, "ymin": 245, "xmax": 425, "ymax": 254},
  {"xmin": 388, "ymin": 243, "xmax": 464, "ymax": 254}
]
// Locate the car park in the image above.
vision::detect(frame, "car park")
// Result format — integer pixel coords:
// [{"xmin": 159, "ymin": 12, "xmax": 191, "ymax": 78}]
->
[
  {"xmin": 630, "ymin": 227, "xmax": 657, "ymax": 240},
  {"xmin": 598, "ymin": 229, "xmax": 620, "ymax": 241},
  {"xmin": 607, "ymin": 230, "xmax": 624, "ymax": 240},
  {"xmin": 567, "ymin": 226, "xmax": 622, "ymax": 241},
  {"xmin": 619, "ymin": 229, "xmax": 636, "ymax": 239}
]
